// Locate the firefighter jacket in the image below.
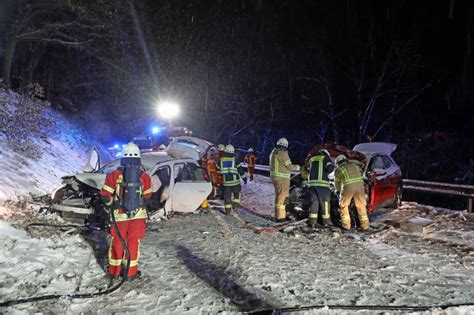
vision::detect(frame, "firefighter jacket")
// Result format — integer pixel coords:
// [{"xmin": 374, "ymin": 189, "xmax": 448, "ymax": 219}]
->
[
  {"xmin": 307, "ymin": 153, "xmax": 334, "ymax": 188},
  {"xmin": 269, "ymin": 148, "xmax": 299, "ymax": 179},
  {"xmin": 100, "ymin": 169, "xmax": 152, "ymax": 222},
  {"xmin": 244, "ymin": 153, "xmax": 257, "ymax": 167},
  {"xmin": 334, "ymin": 162, "xmax": 364, "ymax": 192},
  {"xmin": 207, "ymin": 155, "xmax": 218, "ymax": 173},
  {"xmin": 218, "ymin": 153, "xmax": 246, "ymax": 187}
]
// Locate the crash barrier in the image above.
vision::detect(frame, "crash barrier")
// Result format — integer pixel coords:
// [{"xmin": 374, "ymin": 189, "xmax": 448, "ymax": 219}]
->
[
  {"xmin": 243, "ymin": 164, "xmax": 474, "ymax": 213},
  {"xmin": 402, "ymin": 179, "xmax": 474, "ymax": 213}
]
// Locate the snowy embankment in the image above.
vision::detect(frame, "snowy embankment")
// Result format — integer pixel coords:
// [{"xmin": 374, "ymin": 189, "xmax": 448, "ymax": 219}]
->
[{"xmin": 0, "ymin": 89, "xmax": 111, "ymax": 311}]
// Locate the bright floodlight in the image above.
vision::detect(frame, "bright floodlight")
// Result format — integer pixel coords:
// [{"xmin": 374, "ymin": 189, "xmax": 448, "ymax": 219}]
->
[
  {"xmin": 152, "ymin": 126, "xmax": 160, "ymax": 134},
  {"xmin": 157, "ymin": 101, "xmax": 180, "ymax": 119}
]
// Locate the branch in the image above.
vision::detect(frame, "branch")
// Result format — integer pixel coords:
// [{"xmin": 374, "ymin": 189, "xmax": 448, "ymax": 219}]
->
[{"xmin": 371, "ymin": 82, "xmax": 433, "ymax": 139}]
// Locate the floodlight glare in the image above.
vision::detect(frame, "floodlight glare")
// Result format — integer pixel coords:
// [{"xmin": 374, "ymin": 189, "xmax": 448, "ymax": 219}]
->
[{"xmin": 157, "ymin": 101, "xmax": 180, "ymax": 119}]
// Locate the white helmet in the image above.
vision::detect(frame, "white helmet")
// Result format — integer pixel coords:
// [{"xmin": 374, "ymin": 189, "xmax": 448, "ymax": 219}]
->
[
  {"xmin": 122, "ymin": 142, "xmax": 141, "ymax": 158},
  {"xmin": 335, "ymin": 154, "xmax": 347, "ymax": 165},
  {"xmin": 217, "ymin": 144, "xmax": 225, "ymax": 151},
  {"xmin": 158, "ymin": 144, "xmax": 166, "ymax": 150},
  {"xmin": 224, "ymin": 144, "xmax": 235, "ymax": 154},
  {"xmin": 248, "ymin": 147, "xmax": 254, "ymax": 152},
  {"xmin": 276, "ymin": 138, "xmax": 289, "ymax": 148},
  {"xmin": 319, "ymin": 149, "xmax": 331, "ymax": 157}
]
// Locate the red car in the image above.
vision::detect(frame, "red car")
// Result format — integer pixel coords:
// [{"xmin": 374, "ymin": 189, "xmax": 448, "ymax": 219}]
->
[
  {"xmin": 353, "ymin": 142, "xmax": 402, "ymax": 212},
  {"xmin": 288, "ymin": 142, "xmax": 402, "ymax": 222}
]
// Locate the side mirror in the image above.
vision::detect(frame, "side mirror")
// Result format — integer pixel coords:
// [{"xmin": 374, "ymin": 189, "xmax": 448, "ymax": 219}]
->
[
  {"xmin": 372, "ymin": 168, "xmax": 386, "ymax": 176},
  {"xmin": 83, "ymin": 147, "xmax": 100, "ymax": 173}
]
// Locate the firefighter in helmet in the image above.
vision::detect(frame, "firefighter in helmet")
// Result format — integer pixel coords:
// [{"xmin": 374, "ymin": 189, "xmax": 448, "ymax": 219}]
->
[
  {"xmin": 334, "ymin": 154, "xmax": 369, "ymax": 230},
  {"xmin": 306, "ymin": 149, "xmax": 334, "ymax": 227},
  {"xmin": 206, "ymin": 147, "xmax": 219, "ymax": 196},
  {"xmin": 100, "ymin": 143, "xmax": 152, "ymax": 285},
  {"xmin": 214, "ymin": 144, "xmax": 225, "ymax": 197},
  {"xmin": 244, "ymin": 147, "xmax": 257, "ymax": 181},
  {"xmin": 270, "ymin": 138, "xmax": 300, "ymax": 222},
  {"xmin": 218, "ymin": 144, "xmax": 247, "ymax": 214}
]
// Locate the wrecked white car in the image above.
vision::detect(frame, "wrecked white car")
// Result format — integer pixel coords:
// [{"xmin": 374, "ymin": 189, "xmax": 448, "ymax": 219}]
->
[{"xmin": 51, "ymin": 137, "xmax": 213, "ymax": 225}]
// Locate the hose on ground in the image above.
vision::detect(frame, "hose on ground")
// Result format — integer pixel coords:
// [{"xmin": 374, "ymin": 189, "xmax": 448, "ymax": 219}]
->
[{"xmin": 0, "ymin": 210, "xmax": 130, "ymax": 307}]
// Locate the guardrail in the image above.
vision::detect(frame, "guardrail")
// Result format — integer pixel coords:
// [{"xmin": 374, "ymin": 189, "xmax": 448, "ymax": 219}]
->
[
  {"xmin": 244, "ymin": 164, "xmax": 474, "ymax": 212},
  {"xmin": 402, "ymin": 179, "xmax": 474, "ymax": 212}
]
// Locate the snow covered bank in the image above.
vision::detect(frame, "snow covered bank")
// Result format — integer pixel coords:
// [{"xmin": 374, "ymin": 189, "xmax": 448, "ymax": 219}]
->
[{"xmin": 0, "ymin": 88, "xmax": 108, "ymax": 204}]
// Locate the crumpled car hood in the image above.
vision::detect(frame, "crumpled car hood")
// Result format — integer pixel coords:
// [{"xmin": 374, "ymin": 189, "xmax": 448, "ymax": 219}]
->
[{"xmin": 73, "ymin": 173, "xmax": 106, "ymax": 190}]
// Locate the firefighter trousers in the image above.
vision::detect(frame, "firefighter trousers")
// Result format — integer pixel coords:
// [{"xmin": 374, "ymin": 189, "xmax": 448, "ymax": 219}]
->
[
  {"xmin": 272, "ymin": 177, "xmax": 290, "ymax": 220},
  {"xmin": 339, "ymin": 183, "xmax": 369, "ymax": 230},
  {"xmin": 248, "ymin": 166, "xmax": 255, "ymax": 181},
  {"xmin": 309, "ymin": 187, "xmax": 332, "ymax": 225},
  {"xmin": 108, "ymin": 218, "xmax": 146, "ymax": 277},
  {"xmin": 223, "ymin": 184, "xmax": 241, "ymax": 214}
]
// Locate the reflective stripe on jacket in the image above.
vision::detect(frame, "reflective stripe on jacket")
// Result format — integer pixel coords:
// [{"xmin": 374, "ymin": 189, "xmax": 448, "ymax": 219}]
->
[
  {"xmin": 100, "ymin": 169, "xmax": 152, "ymax": 222},
  {"xmin": 219, "ymin": 156, "xmax": 240, "ymax": 186},
  {"xmin": 270, "ymin": 148, "xmax": 297, "ymax": 179},
  {"xmin": 307, "ymin": 154, "xmax": 334, "ymax": 188},
  {"xmin": 335, "ymin": 162, "xmax": 364, "ymax": 191}
]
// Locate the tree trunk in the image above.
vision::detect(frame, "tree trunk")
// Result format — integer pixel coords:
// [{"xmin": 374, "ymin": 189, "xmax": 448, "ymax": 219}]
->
[
  {"xmin": 2, "ymin": 34, "xmax": 17, "ymax": 88},
  {"xmin": 26, "ymin": 43, "xmax": 46, "ymax": 86}
]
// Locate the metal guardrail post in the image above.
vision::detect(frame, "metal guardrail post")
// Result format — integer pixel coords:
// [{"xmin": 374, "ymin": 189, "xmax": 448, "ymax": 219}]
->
[{"xmin": 468, "ymin": 198, "xmax": 473, "ymax": 213}]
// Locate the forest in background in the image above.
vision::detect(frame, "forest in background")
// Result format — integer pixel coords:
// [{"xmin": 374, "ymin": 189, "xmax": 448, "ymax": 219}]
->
[{"xmin": 1, "ymin": 0, "xmax": 473, "ymax": 182}]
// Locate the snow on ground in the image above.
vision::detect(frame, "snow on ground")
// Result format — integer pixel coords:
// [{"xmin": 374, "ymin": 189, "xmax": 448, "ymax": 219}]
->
[
  {"xmin": 1, "ymin": 175, "xmax": 474, "ymax": 314},
  {"xmin": 0, "ymin": 88, "xmax": 109, "ymax": 204}
]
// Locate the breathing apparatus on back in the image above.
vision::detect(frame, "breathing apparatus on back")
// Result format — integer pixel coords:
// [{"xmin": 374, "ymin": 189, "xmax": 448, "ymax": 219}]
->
[{"xmin": 119, "ymin": 143, "xmax": 144, "ymax": 217}]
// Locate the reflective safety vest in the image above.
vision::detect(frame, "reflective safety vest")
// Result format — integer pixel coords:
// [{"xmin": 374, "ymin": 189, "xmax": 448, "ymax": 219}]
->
[
  {"xmin": 335, "ymin": 162, "xmax": 364, "ymax": 191},
  {"xmin": 307, "ymin": 154, "xmax": 333, "ymax": 188},
  {"xmin": 219, "ymin": 156, "xmax": 240, "ymax": 186}
]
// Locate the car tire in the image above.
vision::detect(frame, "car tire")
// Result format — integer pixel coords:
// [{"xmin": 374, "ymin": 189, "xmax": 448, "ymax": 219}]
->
[{"xmin": 391, "ymin": 184, "xmax": 402, "ymax": 209}]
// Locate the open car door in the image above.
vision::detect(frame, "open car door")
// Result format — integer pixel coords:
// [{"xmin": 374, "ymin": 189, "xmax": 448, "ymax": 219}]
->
[
  {"xmin": 83, "ymin": 147, "xmax": 101, "ymax": 172},
  {"xmin": 170, "ymin": 162, "xmax": 212, "ymax": 212}
]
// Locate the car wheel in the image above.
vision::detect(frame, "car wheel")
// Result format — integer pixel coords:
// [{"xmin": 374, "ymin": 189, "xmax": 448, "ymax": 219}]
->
[{"xmin": 391, "ymin": 184, "xmax": 402, "ymax": 209}]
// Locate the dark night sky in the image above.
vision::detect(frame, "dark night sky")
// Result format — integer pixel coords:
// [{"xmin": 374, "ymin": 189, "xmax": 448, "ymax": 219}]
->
[{"xmin": 1, "ymin": 0, "xmax": 473, "ymax": 179}]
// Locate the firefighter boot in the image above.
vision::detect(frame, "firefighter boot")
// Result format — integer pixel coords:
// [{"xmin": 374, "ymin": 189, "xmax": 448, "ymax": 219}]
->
[
  {"xmin": 275, "ymin": 205, "xmax": 286, "ymax": 222},
  {"xmin": 107, "ymin": 275, "xmax": 121, "ymax": 288},
  {"xmin": 308, "ymin": 213, "xmax": 318, "ymax": 228}
]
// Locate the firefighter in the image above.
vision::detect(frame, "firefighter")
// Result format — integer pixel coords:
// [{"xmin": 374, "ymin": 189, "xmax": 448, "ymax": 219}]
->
[
  {"xmin": 307, "ymin": 149, "xmax": 334, "ymax": 227},
  {"xmin": 100, "ymin": 142, "xmax": 152, "ymax": 285},
  {"xmin": 215, "ymin": 144, "xmax": 225, "ymax": 197},
  {"xmin": 244, "ymin": 147, "xmax": 257, "ymax": 181},
  {"xmin": 334, "ymin": 154, "xmax": 369, "ymax": 230},
  {"xmin": 207, "ymin": 148, "xmax": 219, "ymax": 196},
  {"xmin": 270, "ymin": 138, "xmax": 300, "ymax": 222},
  {"xmin": 218, "ymin": 144, "xmax": 247, "ymax": 214}
]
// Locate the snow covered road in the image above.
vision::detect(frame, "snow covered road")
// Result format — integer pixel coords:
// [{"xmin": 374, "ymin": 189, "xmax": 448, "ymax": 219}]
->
[{"xmin": 1, "ymin": 175, "xmax": 474, "ymax": 313}]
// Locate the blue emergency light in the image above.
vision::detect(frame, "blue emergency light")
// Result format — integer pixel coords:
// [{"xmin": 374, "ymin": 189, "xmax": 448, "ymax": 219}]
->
[{"xmin": 152, "ymin": 126, "xmax": 161, "ymax": 134}]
